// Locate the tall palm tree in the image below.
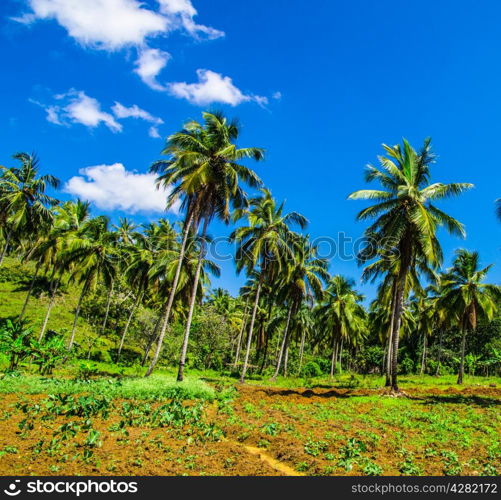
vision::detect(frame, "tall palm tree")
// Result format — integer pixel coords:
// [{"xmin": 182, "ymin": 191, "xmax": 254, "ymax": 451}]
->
[
  {"xmin": 317, "ymin": 276, "xmax": 366, "ymax": 377},
  {"xmin": 232, "ymin": 188, "xmax": 307, "ymax": 383},
  {"xmin": 104, "ymin": 218, "xmax": 140, "ymax": 336},
  {"xmin": 36, "ymin": 200, "xmax": 91, "ymax": 341},
  {"xmin": 409, "ymin": 293, "xmax": 434, "ymax": 375},
  {"xmin": 116, "ymin": 234, "xmax": 153, "ymax": 361},
  {"xmin": 348, "ymin": 138, "xmax": 472, "ymax": 392},
  {"xmin": 232, "ymin": 272, "xmax": 259, "ymax": 369},
  {"xmin": 440, "ymin": 250, "xmax": 500, "ymax": 384},
  {"xmin": 64, "ymin": 216, "xmax": 117, "ymax": 351},
  {"xmin": 147, "ymin": 111, "xmax": 264, "ymax": 378},
  {"xmin": 0, "ymin": 153, "xmax": 59, "ymax": 266},
  {"xmin": 271, "ymin": 236, "xmax": 328, "ymax": 380},
  {"xmin": 293, "ymin": 302, "xmax": 315, "ymax": 374}
]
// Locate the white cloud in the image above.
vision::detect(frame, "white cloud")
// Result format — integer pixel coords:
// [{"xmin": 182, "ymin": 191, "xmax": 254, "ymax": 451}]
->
[
  {"xmin": 111, "ymin": 102, "xmax": 163, "ymax": 125},
  {"xmin": 157, "ymin": 0, "xmax": 224, "ymax": 39},
  {"xmin": 15, "ymin": 0, "xmax": 223, "ymax": 50},
  {"xmin": 38, "ymin": 90, "xmax": 122, "ymax": 132},
  {"xmin": 34, "ymin": 91, "xmax": 164, "ymax": 136},
  {"xmin": 148, "ymin": 126, "xmax": 162, "ymax": 139},
  {"xmin": 272, "ymin": 91, "xmax": 282, "ymax": 100},
  {"xmin": 65, "ymin": 163, "xmax": 178, "ymax": 214},
  {"xmin": 16, "ymin": 0, "xmax": 169, "ymax": 50},
  {"xmin": 134, "ymin": 48, "xmax": 171, "ymax": 90},
  {"xmin": 168, "ymin": 69, "xmax": 267, "ymax": 106}
]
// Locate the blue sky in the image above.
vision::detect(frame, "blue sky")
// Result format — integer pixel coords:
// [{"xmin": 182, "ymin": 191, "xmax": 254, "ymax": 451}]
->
[{"xmin": 1, "ymin": 0, "xmax": 500, "ymax": 300}]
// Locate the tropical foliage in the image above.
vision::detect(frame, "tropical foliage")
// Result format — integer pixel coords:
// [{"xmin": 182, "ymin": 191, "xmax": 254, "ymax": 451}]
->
[{"xmin": 0, "ymin": 120, "xmax": 499, "ymax": 390}]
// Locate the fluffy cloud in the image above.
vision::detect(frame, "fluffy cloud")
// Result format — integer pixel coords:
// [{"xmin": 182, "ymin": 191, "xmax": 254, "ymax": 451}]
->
[
  {"xmin": 33, "ymin": 91, "xmax": 164, "ymax": 136},
  {"xmin": 15, "ymin": 0, "xmax": 223, "ymax": 50},
  {"xmin": 111, "ymin": 102, "xmax": 163, "ymax": 125},
  {"xmin": 35, "ymin": 90, "xmax": 122, "ymax": 132},
  {"xmin": 148, "ymin": 126, "xmax": 162, "ymax": 139},
  {"xmin": 134, "ymin": 48, "xmax": 171, "ymax": 90},
  {"xmin": 15, "ymin": 2, "xmax": 270, "ymax": 107},
  {"xmin": 15, "ymin": 0, "xmax": 168, "ymax": 50},
  {"xmin": 65, "ymin": 163, "xmax": 177, "ymax": 214},
  {"xmin": 168, "ymin": 69, "xmax": 268, "ymax": 107},
  {"xmin": 157, "ymin": 0, "xmax": 224, "ymax": 39}
]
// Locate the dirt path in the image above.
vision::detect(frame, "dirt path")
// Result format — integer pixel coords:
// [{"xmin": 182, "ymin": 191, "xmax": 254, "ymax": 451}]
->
[{"xmin": 229, "ymin": 441, "xmax": 303, "ymax": 476}]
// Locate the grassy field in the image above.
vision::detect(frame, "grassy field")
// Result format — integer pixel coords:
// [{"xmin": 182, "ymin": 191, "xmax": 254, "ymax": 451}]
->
[
  {"xmin": 0, "ymin": 370, "xmax": 498, "ymax": 476},
  {"xmin": 0, "ymin": 257, "xmax": 97, "ymax": 347}
]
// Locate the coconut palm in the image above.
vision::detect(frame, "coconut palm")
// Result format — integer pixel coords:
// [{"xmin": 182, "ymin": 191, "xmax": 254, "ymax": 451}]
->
[
  {"xmin": 103, "ymin": 218, "xmax": 140, "ymax": 337},
  {"xmin": 317, "ymin": 276, "xmax": 366, "ymax": 377},
  {"xmin": 409, "ymin": 293, "xmax": 434, "ymax": 375},
  {"xmin": 147, "ymin": 111, "xmax": 264, "ymax": 378},
  {"xmin": 64, "ymin": 216, "xmax": 117, "ymax": 351},
  {"xmin": 34, "ymin": 200, "xmax": 91, "ymax": 341},
  {"xmin": 348, "ymin": 138, "xmax": 472, "ymax": 391},
  {"xmin": 440, "ymin": 250, "xmax": 500, "ymax": 384},
  {"xmin": 231, "ymin": 189, "xmax": 307, "ymax": 383},
  {"xmin": 293, "ymin": 302, "xmax": 315, "ymax": 374},
  {"xmin": 271, "ymin": 236, "xmax": 328, "ymax": 380},
  {"xmin": 115, "ymin": 236, "xmax": 153, "ymax": 361},
  {"xmin": 0, "ymin": 153, "xmax": 60, "ymax": 266}
]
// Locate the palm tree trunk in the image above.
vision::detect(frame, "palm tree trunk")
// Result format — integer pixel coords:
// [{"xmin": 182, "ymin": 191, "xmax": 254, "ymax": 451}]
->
[
  {"xmin": 232, "ymin": 304, "xmax": 248, "ymax": 370},
  {"xmin": 240, "ymin": 276, "xmax": 262, "ymax": 383},
  {"xmin": 258, "ymin": 327, "xmax": 270, "ymax": 374},
  {"xmin": 142, "ymin": 312, "xmax": 163, "ymax": 366},
  {"xmin": 177, "ymin": 217, "xmax": 209, "ymax": 382},
  {"xmin": 0, "ymin": 229, "xmax": 13, "ymax": 266},
  {"xmin": 284, "ymin": 341, "xmax": 290, "ymax": 377},
  {"xmin": 435, "ymin": 330, "xmax": 443, "ymax": 376},
  {"xmin": 457, "ymin": 327, "xmax": 467, "ymax": 384},
  {"xmin": 68, "ymin": 283, "xmax": 87, "ymax": 350},
  {"xmin": 271, "ymin": 306, "xmax": 293, "ymax": 380},
  {"xmin": 117, "ymin": 291, "xmax": 143, "ymax": 362},
  {"xmin": 298, "ymin": 328, "xmax": 306, "ymax": 375},
  {"xmin": 338, "ymin": 337, "xmax": 344, "ymax": 373},
  {"xmin": 19, "ymin": 258, "xmax": 42, "ymax": 320},
  {"xmin": 38, "ymin": 278, "xmax": 60, "ymax": 342},
  {"xmin": 330, "ymin": 335, "xmax": 338, "ymax": 378},
  {"xmin": 146, "ymin": 211, "xmax": 195, "ymax": 377},
  {"xmin": 390, "ymin": 274, "xmax": 406, "ymax": 392},
  {"xmin": 385, "ymin": 331, "xmax": 393, "ymax": 386},
  {"xmin": 385, "ymin": 280, "xmax": 398, "ymax": 386},
  {"xmin": 100, "ymin": 281, "xmax": 114, "ymax": 335},
  {"xmin": 420, "ymin": 334, "xmax": 427, "ymax": 375}
]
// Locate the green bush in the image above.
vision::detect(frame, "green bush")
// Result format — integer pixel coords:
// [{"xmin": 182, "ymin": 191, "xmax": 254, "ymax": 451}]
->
[
  {"xmin": 109, "ymin": 347, "xmax": 142, "ymax": 366},
  {"xmin": 301, "ymin": 361, "xmax": 322, "ymax": 377}
]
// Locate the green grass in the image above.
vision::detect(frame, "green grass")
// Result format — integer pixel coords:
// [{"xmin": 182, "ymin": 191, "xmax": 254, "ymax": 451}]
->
[
  {"xmin": 0, "ymin": 257, "xmax": 97, "ymax": 347},
  {"xmin": 0, "ymin": 373, "xmax": 216, "ymax": 401},
  {"xmin": 198, "ymin": 371, "xmax": 501, "ymax": 390}
]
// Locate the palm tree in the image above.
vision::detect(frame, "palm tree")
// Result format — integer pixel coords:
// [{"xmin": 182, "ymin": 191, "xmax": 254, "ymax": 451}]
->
[
  {"xmin": 232, "ymin": 273, "xmax": 259, "ymax": 370},
  {"xmin": 317, "ymin": 276, "xmax": 366, "ymax": 377},
  {"xmin": 271, "ymin": 236, "xmax": 328, "ymax": 380},
  {"xmin": 116, "ymin": 234, "xmax": 153, "ymax": 361},
  {"xmin": 440, "ymin": 250, "xmax": 500, "ymax": 384},
  {"xmin": 231, "ymin": 188, "xmax": 307, "ymax": 383},
  {"xmin": 348, "ymin": 138, "xmax": 472, "ymax": 392},
  {"xmin": 147, "ymin": 111, "xmax": 264, "ymax": 378},
  {"xmin": 64, "ymin": 216, "xmax": 117, "ymax": 351},
  {"xmin": 104, "ymin": 218, "xmax": 139, "ymax": 337},
  {"xmin": 409, "ymin": 293, "xmax": 434, "ymax": 375},
  {"xmin": 293, "ymin": 303, "xmax": 315, "ymax": 374},
  {"xmin": 36, "ymin": 200, "xmax": 91, "ymax": 341},
  {"xmin": 18, "ymin": 217, "xmax": 55, "ymax": 320},
  {"xmin": 0, "ymin": 153, "xmax": 59, "ymax": 266}
]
